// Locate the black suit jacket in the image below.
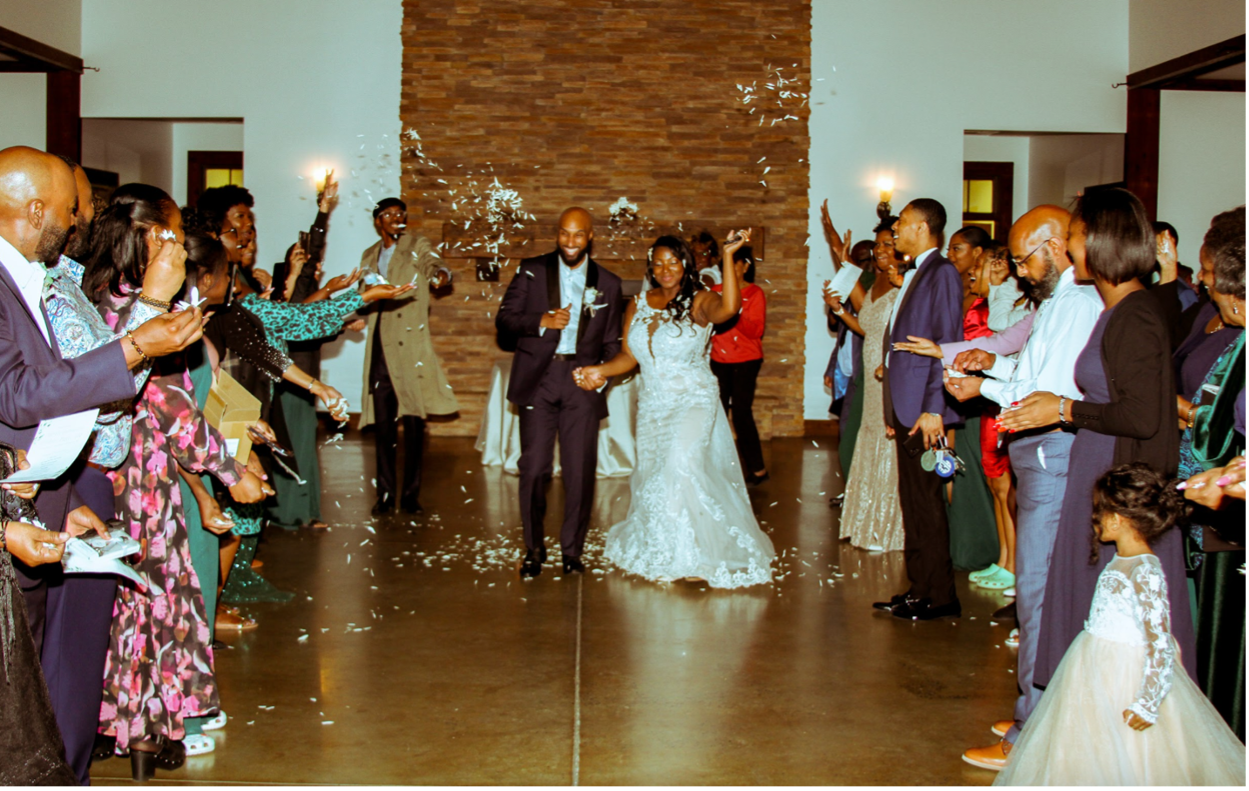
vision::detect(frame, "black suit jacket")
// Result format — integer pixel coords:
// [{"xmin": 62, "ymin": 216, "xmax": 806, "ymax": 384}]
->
[{"xmin": 495, "ymin": 252, "xmax": 622, "ymax": 418}]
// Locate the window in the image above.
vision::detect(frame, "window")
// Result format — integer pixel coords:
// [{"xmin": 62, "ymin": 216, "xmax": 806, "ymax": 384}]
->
[{"xmin": 962, "ymin": 162, "xmax": 1014, "ymax": 243}]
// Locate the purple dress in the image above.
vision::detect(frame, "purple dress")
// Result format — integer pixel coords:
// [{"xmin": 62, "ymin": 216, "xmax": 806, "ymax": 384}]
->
[{"xmin": 1035, "ymin": 307, "xmax": 1197, "ymax": 688}]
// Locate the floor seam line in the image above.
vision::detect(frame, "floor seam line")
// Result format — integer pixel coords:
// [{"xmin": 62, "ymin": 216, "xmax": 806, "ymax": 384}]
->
[{"xmin": 572, "ymin": 572, "xmax": 583, "ymax": 787}]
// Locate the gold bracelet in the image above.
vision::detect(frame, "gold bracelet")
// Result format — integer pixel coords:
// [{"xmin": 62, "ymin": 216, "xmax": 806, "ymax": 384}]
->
[
  {"xmin": 137, "ymin": 292, "xmax": 172, "ymax": 310},
  {"xmin": 307, "ymin": 379, "xmax": 319, "ymax": 392},
  {"xmin": 126, "ymin": 330, "xmax": 150, "ymax": 362}
]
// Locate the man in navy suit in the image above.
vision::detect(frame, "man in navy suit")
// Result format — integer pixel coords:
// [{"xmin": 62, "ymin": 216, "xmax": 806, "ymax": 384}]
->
[
  {"xmin": 496, "ymin": 208, "xmax": 622, "ymax": 578},
  {"xmin": 873, "ymin": 198, "xmax": 965, "ymax": 620}
]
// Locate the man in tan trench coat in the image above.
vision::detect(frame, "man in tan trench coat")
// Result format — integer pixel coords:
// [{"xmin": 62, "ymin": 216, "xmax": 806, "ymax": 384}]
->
[{"xmin": 359, "ymin": 197, "xmax": 458, "ymax": 515}]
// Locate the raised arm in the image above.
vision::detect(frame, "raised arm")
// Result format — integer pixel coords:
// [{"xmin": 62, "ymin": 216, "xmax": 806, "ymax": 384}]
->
[{"xmin": 695, "ymin": 229, "xmax": 750, "ymax": 326}]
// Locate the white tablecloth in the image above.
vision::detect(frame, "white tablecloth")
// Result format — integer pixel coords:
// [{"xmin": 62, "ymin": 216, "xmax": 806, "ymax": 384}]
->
[{"xmin": 475, "ymin": 360, "xmax": 638, "ymax": 478}]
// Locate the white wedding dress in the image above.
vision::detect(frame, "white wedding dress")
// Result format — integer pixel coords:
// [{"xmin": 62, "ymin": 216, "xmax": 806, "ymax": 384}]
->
[{"xmin": 604, "ymin": 295, "xmax": 775, "ymax": 588}]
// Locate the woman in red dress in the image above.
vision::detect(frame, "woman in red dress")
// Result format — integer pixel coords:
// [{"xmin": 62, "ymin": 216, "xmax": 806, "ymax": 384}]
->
[{"xmin": 710, "ymin": 244, "xmax": 768, "ymax": 485}]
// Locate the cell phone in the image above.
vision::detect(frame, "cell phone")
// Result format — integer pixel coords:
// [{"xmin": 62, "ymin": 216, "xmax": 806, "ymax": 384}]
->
[
  {"xmin": 298, "ymin": 231, "xmax": 310, "ymax": 252},
  {"xmin": 901, "ymin": 429, "xmax": 927, "ymax": 458}
]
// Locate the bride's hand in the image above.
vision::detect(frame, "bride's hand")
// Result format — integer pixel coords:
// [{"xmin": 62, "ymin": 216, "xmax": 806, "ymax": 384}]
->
[
  {"xmin": 723, "ymin": 228, "xmax": 751, "ymax": 259},
  {"xmin": 573, "ymin": 366, "xmax": 607, "ymax": 391}
]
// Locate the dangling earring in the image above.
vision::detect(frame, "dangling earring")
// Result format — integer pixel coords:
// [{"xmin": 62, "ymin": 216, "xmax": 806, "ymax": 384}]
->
[{"xmin": 1235, "ymin": 302, "xmax": 1241, "ymax": 315}]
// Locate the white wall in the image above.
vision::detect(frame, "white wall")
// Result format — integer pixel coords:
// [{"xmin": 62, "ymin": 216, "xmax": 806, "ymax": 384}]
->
[
  {"xmin": 1027, "ymin": 134, "xmax": 1124, "ymax": 209},
  {"xmin": 81, "ymin": 118, "xmax": 173, "ymax": 191},
  {"xmin": 1129, "ymin": 0, "xmax": 1245, "ymax": 72},
  {"xmin": 0, "ymin": 74, "xmax": 47, "ymax": 150},
  {"xmin": 1158, "ymin": 91, "xmax": 1247, "ymax": 268},
  {"xmin": 962, "ymin": 134, "xmax": 1029, "ymax": 225},
  {"xmin": 81, "ymin": 0, "xmax": 403, "ymax": 408},
  {"xmin": 171, "ymin": 122, "xmax": 244, "ymax": 207},
  {"xmin": 805, "ymin": 0, "xmax": 1129, "ymax": 419}
]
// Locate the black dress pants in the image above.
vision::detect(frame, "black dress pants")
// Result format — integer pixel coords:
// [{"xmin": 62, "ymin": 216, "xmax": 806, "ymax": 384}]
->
[
  {"xmin": 710, "ymin": 358, "xmax": 766, "ymax": 474},
  {"xmin": 370, "ymin": 330, "xmax": 425, "ymax": 506},
  {"xmin": 891, "ymin": 411, "xmax": 958, "ymax": 607},
  {"xmin": 517, "ymin": 359, "xmax": 599, "ymax": 557}
]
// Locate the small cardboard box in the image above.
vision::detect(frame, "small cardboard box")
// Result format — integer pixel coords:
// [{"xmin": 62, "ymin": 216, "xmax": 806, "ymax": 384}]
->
[{"xmin": 203, "ymin": 370, "xmax": 261, "ymax": 461}]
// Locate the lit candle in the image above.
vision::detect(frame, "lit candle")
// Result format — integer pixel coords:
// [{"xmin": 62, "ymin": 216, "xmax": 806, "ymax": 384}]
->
[
  {"xmin": 877, "ymin": 176, "xmax": 894, "ymax": 204},
  {"xmin": 314, "ymin": 167, "xmax": 333, "ymax": 193}
]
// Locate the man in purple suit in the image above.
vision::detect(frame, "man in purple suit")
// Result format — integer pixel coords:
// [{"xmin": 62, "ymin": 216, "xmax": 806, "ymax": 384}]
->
[
  {"xmin": 496, "ymin": 207, "xmax": 622, "ymax": 578},
  {"xmin": 872, "ymin": 198, "xmax": 965, "ymax": 620}
]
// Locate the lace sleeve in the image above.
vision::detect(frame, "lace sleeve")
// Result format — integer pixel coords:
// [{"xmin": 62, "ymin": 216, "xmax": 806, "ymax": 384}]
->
[{"xmin": 1127, "ymin": 558, "xmax": 1175, "ymax": 724}]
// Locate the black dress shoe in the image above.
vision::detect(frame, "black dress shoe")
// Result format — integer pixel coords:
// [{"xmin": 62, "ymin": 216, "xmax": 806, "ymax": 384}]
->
[
  {"xmin": 872, "ymin": 591, "xmax": 914, "ymax": 612},
  {"xmin": 371, "ymin": 497, "xmax": 394, "ymax": 516},
  {"xmin": 400, "ymin": 496, "xmax": 424, "ymax": 514},
  {"xmin": 520, "ymin": 547, "xmax": 547, "ymax": 578},
  {"xmin": 130, "ymin": 737, "xmax": 185, "ymax": 782},
  {"xmin": 562, "ymin": 555, "xmax": 585, "ymax": 575},
  {"xmin": 92, "ymin": 733, "xmax": 116, "ymax": 763},
  {"xmin": 892, "ymin": 598, "xmax": 962, "ymax": 621}
]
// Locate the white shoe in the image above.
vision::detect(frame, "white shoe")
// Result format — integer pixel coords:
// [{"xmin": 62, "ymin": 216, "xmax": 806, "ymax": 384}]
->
[
  {"xmin": 185, "ymin": 734, "xmax": 215, "ymax": 755},
  {"xmin": 1002, "ymin": 587, "xmax": 1016, "ymax": 598},
  {"xmin": 1005, "ymin": 628, "xmax": 1020, "ymax": 647},
  {"xmin": 202, "ymin": 711, "xmax": 227, "ymax": 731}
]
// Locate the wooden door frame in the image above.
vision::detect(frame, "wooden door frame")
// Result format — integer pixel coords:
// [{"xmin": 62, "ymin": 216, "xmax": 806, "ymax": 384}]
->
[
  {"xmin": 187, "ymin": 150, "xmax": 244, "ymax": 209},
  {"xmin": 962, "ymin": 161, "xmax": 1014, "ymax": 243}
]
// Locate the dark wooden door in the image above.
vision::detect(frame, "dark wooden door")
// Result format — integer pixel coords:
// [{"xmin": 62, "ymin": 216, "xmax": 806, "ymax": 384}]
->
[{"xmin": 962, "ymin": 162, "xmax": 1014, "ymax": 243}]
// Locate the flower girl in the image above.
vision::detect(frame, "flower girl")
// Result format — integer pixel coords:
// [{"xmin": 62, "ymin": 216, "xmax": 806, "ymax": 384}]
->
[{"xmin": 996, "ymin": 463, "xmax": 1245, "ymax": 786}]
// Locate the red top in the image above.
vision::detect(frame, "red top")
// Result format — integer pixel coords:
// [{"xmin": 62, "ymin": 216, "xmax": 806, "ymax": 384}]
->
[
  {"xmin": 963, "ymin": 296, "xmax": 991, "ymax": 341},
  {"xmin": 710, "ymin": 283, "xmax": 766, "ymax": 363}
]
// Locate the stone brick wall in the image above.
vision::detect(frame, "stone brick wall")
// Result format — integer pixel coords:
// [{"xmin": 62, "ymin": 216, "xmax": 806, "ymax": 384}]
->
[{"xmin": 400, "ymin": 0, "xmax": 811, "ymax": 437}]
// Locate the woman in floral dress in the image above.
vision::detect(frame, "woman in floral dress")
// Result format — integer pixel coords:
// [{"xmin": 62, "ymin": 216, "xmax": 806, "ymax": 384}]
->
[{"xmin": 83, "ymin": 185, "xmax": 269, "ymax": 780}]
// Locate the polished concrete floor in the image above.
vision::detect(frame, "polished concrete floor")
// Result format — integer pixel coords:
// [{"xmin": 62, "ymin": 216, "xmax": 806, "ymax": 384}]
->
[{"xmin": 92, "ymin": 433, "xmax": 1018, "ymax": 786}]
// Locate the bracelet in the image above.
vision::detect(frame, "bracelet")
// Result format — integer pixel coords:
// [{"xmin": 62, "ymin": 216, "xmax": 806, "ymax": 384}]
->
[
  {"xmin": 1058, "ymin": 396, "xmax": 1072, "ymax": 426},
  {"xmin": 137, "ymin": 292, "xmax": 172, "ymax": 310},
  {"xmin": 833, "ymin": 305, "xmax": 845, "ymax": 316},
  {"xmin": 1187, "ymin": 404, "xmax": 1197, "ymax": 427},
  {"xmin": 307, "ymin": 379, "xmax": 319, "ymax": 392},
  {"xmin": 125, "ymin": 331, "xmax": 150, "ymax": 362}
]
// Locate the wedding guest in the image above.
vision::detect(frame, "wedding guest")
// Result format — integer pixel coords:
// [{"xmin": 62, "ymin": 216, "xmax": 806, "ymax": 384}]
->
[
  {"xmin": 84, "ymin": 184, "xmax": 270, "ymax": 781},
  {"xmin": 826, "ymin": 218, "xmax": 903, "ymax": 551},
  {"xmin": 691, "ymin": 229, "xmax": 721, "ymax": 287},
  {"xmin": 871, "ymin": 198, "xmax": 964, "ymax": 620},
  {"xmin": 39, "ymin": 161, "xmax": 185, "ymax": 782},
  {"xmin": 1155, "ymin": 220, "xmax": 1198, "ymax": 311},
  {"xmin": 995, "ymin": 464, "xmax": 1245, "ymax": 786},
  {"xmin": 994, "ymin": 188, "xmax": 1196, "ymax": 724},
  {"xmin": 711, "ymin": 244, "xmax": 768, "ymax": 484},
  {"xmin": 358, "ymin": 198, "xmax": 459, "ymax": 516},
  {"xmin": 906, "ymin": 205, "xmax": 1102, "ymax": 769},
  {"xmin": 947, "ymin": 225, "xmax": 991, "ymax": 308}
]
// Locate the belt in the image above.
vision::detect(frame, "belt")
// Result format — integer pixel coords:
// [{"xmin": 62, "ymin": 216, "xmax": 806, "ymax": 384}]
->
[{"xmin": 552, "ymin": 354, "xmax": 577, "ymax": 362}]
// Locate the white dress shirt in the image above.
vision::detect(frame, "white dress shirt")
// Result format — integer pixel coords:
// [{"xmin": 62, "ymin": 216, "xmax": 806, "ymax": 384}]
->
[
  {"xmin": 885, "ymin": 247, "xmax": 935, "ymax": 366},
  {"xmin": 0, "ymin": 234, "xmax": 52, "ymax": 345},
  {"xmin": 537, "ymin": 257, "xmax": 589, "ymax": 354},
  {"xmin": 979, "ymin": 266, "xmax": 1103, "ymax": 406},
  {"xmin": 987, "ymin": 279, "xmax": 1032, "ymax": 333}
]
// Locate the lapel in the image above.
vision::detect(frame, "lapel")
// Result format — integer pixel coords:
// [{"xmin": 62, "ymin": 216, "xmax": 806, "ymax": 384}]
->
[
  {"xmin": 362, "ymin": 240, "xmax": 383, "ymax": 274},
  {"xmin": 544, "ymin": 253, "xmax": 560, "ymax": 313},
  {"xmin": 890, "ymin": 252, "xmax": 940, "ymax": 341},
  {"xmin": 575, "ymin": 259, "xmax": 600, "ymax": 348},
  {"xmin": 0, "ymin": 263, "xmax": 52, "ymax": 352}
]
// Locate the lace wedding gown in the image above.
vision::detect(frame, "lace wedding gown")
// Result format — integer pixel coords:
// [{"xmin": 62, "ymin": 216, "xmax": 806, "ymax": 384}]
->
[
  {"xmin": 604, "ymin": 296, "xmax": 775, "ymax": 588},
  {"xmin": 996, "ymin": 553, "xmax": 1245, "ymax": 786}
]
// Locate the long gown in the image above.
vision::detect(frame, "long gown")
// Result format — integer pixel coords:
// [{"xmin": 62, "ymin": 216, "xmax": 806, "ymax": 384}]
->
[
  {"xmin": 996, "ymin": 553, "xmax": 1245, "ymax": 786},
  {"xmin": 838, "ymin": 288, "xmax": 905, "ymax": 551},
  {"xmin": 604, "ymin": 296, "xmax": 774, "ymax": 588}
]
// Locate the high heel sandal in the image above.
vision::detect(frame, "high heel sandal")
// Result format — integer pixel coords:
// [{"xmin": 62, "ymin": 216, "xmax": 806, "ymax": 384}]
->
[{"xmin": 129, "ymin": 737, "xmax": 185, "ymax": 782}]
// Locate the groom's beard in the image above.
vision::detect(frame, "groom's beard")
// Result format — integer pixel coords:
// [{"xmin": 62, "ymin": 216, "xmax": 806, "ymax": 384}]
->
[{"xmin": 559, "ymin": 241, "xmax": 591, "ymax": 266}]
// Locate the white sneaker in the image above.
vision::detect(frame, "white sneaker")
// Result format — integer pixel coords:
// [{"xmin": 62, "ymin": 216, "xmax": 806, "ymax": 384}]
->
[
  {"xmin": 185, "ymin": 734, "xmax": 215, "ymax": 755},
  {"xmin": 202, "ymin": 711, "xmax": 227, "ymax": 731},
  {"xmin": 1002, "ymin": 587, "xmax": 1016, "ymax": 598}
]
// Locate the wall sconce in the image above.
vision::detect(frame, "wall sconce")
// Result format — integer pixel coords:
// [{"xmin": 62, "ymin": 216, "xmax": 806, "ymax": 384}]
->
[{"xmin": 876, "ymin": 176, "xmax": 894, "ymax": 221}]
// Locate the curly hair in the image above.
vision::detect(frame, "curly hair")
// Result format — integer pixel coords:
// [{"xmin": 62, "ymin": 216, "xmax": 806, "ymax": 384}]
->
[
  {"xmin": 647, "ymin": 235, "xmax": 703, "ymax": 325},
  {"xmin": 196, "ymin": 184, "xmax": 254, "ymax": 233},
  {"xmin": 1089, "ymin": 462, "xmax": 1190, "ymax": 563}
]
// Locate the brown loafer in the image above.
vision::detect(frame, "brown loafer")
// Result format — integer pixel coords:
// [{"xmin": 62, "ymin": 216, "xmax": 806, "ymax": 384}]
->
[
  {"xmin": 991, "ymin": 719, "xmax": 1014, "ymax": 738},
  {"xmin": 214, "ymin": 607, "xmax": 257, "ymax": 631},
  {"xmin": 962, "ymin": 739, "xmax": 1011, "ymax": 771}
]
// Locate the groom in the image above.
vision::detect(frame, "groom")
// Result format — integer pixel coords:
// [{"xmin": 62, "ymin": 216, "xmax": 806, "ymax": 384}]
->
[{"xmin": 496, "ymin": 207, "xmax": 623, "ymax": 578}]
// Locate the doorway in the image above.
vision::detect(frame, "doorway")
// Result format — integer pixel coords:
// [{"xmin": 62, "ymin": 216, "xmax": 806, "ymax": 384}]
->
[
  {"xmin": 187, "ymin": 150, "xmax": 244, "ymax": 209},
  {"xmin": 962, "ymin": 162, "xmax": 1014, "ymax": 243}
]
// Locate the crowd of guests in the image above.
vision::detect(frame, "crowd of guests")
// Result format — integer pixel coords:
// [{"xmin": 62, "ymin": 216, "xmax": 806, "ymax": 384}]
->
[
  {"xmin": 0, "ymin": 145, "xmax": 459, "ymax": 783},
  {"xmin": 823, "ymin": 188, "xmax": 1245, "ymax": 783}
]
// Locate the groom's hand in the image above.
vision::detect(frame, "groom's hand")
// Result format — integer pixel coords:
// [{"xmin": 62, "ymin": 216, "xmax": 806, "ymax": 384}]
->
[{"xmin": 540, "ymin": 304, "xmax": 572, "ymax": 330}]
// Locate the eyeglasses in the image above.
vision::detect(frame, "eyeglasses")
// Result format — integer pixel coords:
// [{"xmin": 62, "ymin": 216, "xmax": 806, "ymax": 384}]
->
[{"xmin": 1011, "ymin": 239, "xmax": 1050, "ymax": 270}]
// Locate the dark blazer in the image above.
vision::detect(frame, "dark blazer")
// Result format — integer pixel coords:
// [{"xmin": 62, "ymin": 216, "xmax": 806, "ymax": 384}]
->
[
  {"xmin": 495, "ymin": 252, "xmax": 622, "ymax": 419},
  {"xmin": 0, "ymin": 265, "xmax": 136, "ymax": 533},
  {"xmin": 884, "ymin": 251, "xmax": 964, "ymax": 427},
  {"xmin": 1070, "ymin": 288, "xmax": 1178, "ymax": 474}
]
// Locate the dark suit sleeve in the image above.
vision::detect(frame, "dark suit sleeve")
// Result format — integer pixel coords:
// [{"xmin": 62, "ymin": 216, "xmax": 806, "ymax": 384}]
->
[
  {"xmin": 599, "ymin": 278, "xmax": 623, "ymax": 363},
  {"xmin": 1070, "ymin": 298, "xmax": 1170, "ymax": 440},
  {"xmin": 0, "ymin": 298, "xmax": 135, "ymax": 426},
  {"xmin": 1148, "ymin": 280, "xmax": 1183, "ymax": 350},
  {"xmin": 921, "ymin": 266, "xmax": 964, "ymax": 416},
  {"xmin": 496, "ymin": 263, "xmax": 545, "ymax": 338}
]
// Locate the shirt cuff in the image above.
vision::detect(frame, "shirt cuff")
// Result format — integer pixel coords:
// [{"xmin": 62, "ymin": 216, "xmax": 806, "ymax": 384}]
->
[{"xmin": 979, "ymin": 378, "xmax": 1009, "ymax": 407}]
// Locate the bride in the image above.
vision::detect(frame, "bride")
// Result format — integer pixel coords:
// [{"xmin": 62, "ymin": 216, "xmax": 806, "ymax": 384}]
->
[{"xmin": 575, "ymin": 231, "xmax": 774, "ymax": 588}]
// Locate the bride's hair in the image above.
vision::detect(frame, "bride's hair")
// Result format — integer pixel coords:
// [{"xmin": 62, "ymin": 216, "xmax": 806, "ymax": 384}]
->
[{"xmin": 647, "ymin": 235, "xmax": 703, "ymax": 325}]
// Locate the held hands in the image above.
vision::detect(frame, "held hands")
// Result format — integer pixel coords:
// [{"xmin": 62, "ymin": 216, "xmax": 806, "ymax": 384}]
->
[
  {"xmin": 892, "ymin": 335, "xmax": 942, "ymax": 359},
  {"xmin": 1122, "ymin": 710, "xmax": 1153, "ymax": 731},
  {"xmin": 142, "ymin": 238, "xmax": 189, "ymax": 303},
  {"xmin": 1, "ymin": 449, "xmax": 38, "ymax": 500},
  {"xmin": 996, "ymin": 391, "xmax": 1064, "ymax": 433},
  {"xmin": 573, "ymin": 366, "xmax": 607, "ymax": 391},
  {"xmin": 5, "ymin": 521, "xmax": 68, "ymax": 566},
  {"xmin": 127, "ymin": 308, "xmax": 206, "ymax": 365},
  {"xmin": 951, "ymin": 348, "xmax": 995, "ymax": 373},
  {"xmin": 541, "ymin": 303, "xmax": 573, "ymax": 331},
  {"xmin": 909, "ymin": 413, "xmax": 945, "ymax": 450},
  {"xmin": 65, "ymin": 505, "xmax": 110, "ymax": 539},
  {"xmin": 943, "ymin": 368, "xmax": 984, "ymax": 402},
  {"xmin": 361, "ymin": 282, "xmax": 415, "ymax": 304}
]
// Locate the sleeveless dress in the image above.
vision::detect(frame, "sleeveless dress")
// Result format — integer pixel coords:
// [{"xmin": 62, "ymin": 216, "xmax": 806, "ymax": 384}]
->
[
  {"xmin": 996, "ymin": 554, "xmax": 1245, "ymax": 786},
  {"xmin": 604, "ymin": 296, "xmax": 775, "ymax": 588},
  {"xmin": 838, "ymin": 288, "xmax": 905, "ymax": 551}
]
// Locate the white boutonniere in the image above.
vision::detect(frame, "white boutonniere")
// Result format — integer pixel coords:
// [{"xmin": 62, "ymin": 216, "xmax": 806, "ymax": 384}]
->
[{"xmin": 583, "ymin": 286, "xmax": 607, "ymax": 317}]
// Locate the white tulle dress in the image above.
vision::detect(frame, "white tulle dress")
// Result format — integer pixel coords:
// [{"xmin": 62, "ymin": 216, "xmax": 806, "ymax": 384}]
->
[
  {"xmin": 604, "ymin": 295, "xmax": 775, "ymax": 589},
  {"xmin": 996, "ymin": 552, "xmax": 1245, "ymax": 786}
]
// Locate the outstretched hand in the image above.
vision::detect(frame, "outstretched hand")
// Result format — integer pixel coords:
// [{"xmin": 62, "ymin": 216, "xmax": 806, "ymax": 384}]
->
[
  {"xmin": 362, "ymin": 283, "xmax": 415, "ymax": 303},
  {"xmin": 892, "ymin": 336, "xmax": 942, "ymax": 359}
]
